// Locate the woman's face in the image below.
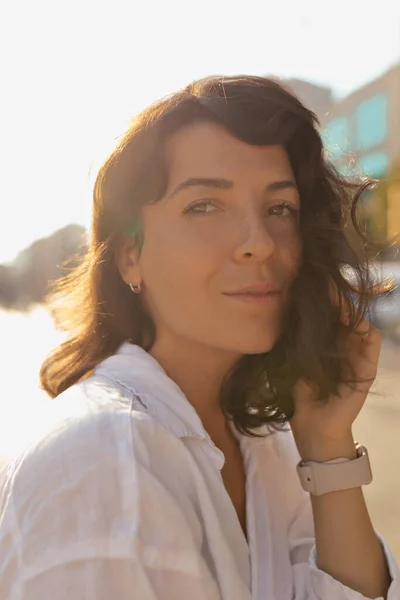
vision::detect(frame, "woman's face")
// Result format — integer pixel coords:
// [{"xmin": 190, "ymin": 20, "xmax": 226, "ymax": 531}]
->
[{"xmin": 118, "ymin": 121, "xmax": 302, "ymax": 356}]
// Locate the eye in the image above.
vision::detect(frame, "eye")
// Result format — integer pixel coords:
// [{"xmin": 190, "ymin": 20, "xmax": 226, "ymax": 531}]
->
[
  {"xmin": 183, "ymin": 199, "xmax": 219, "ymax": 216},
  {"xmin": 268, "ymin": 202, "xmax": 298, "ymax": 218}
]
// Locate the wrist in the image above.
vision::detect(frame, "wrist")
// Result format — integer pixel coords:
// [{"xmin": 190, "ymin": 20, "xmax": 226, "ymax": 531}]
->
[{"xmin": 294, "ymin": 434, "xmax": 358, "ymax": 463}]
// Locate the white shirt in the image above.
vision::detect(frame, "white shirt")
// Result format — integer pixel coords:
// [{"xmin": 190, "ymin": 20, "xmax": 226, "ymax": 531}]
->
[{"xmin": 0, "ymin": 343, "xmax": 399, "ymax": 600}]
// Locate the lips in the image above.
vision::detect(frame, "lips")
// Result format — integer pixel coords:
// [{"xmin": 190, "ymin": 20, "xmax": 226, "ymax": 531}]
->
[
  {"xmin": 223, "ymin": 283, "xmax": 282, "ymax": 306},
  {"xmin": 224, "ymin": 282, "xmax": 280, "ymax": 295}
]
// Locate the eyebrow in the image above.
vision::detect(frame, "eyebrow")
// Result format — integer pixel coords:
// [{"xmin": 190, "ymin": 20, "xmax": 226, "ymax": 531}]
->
[{"xmin": 166, "ymin": 177, "xmax": 297, "ymax": 200}]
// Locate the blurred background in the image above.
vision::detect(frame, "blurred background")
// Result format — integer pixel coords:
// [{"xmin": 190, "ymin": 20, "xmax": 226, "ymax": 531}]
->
[{"xmin": 0, "ymin": 0, "xmax": 399, "ymax": 559}]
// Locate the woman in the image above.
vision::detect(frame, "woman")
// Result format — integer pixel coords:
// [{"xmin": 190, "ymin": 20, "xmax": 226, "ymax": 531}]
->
[{"xmin": 0, "ymin": 75, "xmax": 399, "ymax": 599}]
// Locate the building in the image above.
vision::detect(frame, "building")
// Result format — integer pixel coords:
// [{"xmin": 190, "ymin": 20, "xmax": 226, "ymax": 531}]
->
[
  {"xmin": 319, "ymin": 63, "xmax": 400, "ymax": 246},
  {"xmin": 272, "ymin": 71, "xmax": 400, "ymax": 246},
  {"xmin": 285, "ymin": 78, "xmax": 333, "ymax": 121},
  {"xmin": 321, "ymin": 62, "xmax": 400, "ymax": 180}
]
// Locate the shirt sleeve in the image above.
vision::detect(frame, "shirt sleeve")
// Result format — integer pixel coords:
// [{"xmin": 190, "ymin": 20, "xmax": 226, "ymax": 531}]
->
[
  {"xmin": 283, "ymin": 435, "xmax": 400, "ymax": 600},
  {"xmin": 288, "ymin": 487, "xmax": 400, "ymax": 600}
]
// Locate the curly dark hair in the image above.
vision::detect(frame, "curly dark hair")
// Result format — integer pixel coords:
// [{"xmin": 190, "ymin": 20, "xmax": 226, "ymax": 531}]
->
[{"xmin": 40, "ymin": 74, "xmax": 388, "ymax": 435}]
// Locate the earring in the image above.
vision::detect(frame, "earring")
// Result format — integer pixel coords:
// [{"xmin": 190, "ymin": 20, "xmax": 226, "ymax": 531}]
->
[{"xmin": 129, "ymin": 282, "xmax": 142, "ymax": 294}]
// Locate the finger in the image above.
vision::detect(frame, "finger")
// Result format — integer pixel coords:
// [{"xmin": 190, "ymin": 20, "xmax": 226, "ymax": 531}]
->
[
  {"xmin": 347, "ymin": 320, "xmax": 380, "ymax": 359},
  {"xmin": 328, "ymin": 280, "xmax": 340, "ymax": 307},
  {"xmin": 342, "ymin": 322, "xmax": 380, "ymax": 383},
  {"xmin": 355, "ymin": 318, "xmax": 373, "ymax": 337},
  {"xmin": 339, "ymin": 301, "xmax": 352, "ymax": 327},
  {"xmin": 359, "ymin": 322, "xmax": 381, "ymax": 367},
  {"xmin": 328, "ymin": 282, "xmax": 353, "ymax": 326}
]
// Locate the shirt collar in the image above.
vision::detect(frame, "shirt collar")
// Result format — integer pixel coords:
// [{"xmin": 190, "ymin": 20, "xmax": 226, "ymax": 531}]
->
[
  {"xmin": 94, "ymin": 342, "xmax": 272, "ymax": 471},
  {"xmin": 94, "ymin": 342, "xmax": 218, "ymax": 445}
]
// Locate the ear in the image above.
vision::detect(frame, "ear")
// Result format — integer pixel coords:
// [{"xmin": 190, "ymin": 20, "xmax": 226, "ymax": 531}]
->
[{"xmin": 114, "ymin": 236, "xmax": 142, "ymax": 287}]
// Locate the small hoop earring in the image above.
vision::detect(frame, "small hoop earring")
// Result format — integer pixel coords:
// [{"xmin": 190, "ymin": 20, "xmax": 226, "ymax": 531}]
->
[{"xmin": 129, "ymin": 282, "xmax": 142, "ymax": 294}]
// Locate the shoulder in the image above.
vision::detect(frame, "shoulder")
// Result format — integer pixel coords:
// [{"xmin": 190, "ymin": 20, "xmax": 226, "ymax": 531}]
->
[
  {"xmin": 0, "ymin": 376, "xmax": 206, "ymax": 586},
  {"xmin": 0, "ymin": 377, "xmax": 136, "ymax": 584},
  {"xmin": 0, "ymin": 378, "xmax": 198, "ymax": 576},
  {"xmin": 8, "ymin": 377, "xmax": 135, "ymax": 483},
  {"xmin": 1, "ymin": 377, "xmax": 136, "ymax": 523},
  {"xmin": 2, "ymin": 375, "xmax": 172, "ymax": 511},
  {"xmin": 1, "ymin": 371, "xmax": 198, "ymax": 518},
  {"xmin": 2, "ymin": 373, "xmax": 196, "ymax": 505}
]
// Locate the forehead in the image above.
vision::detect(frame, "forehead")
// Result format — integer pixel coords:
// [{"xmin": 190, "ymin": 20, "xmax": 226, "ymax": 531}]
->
[{"xmin": 164, "ymin": 121, "xmax": 294, "ymax": 184}]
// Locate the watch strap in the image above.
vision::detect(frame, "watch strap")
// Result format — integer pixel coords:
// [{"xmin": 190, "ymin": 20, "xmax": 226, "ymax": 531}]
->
[{"xmin": 296, "ymin": 445, "xmax": 373, "ymax": 496}]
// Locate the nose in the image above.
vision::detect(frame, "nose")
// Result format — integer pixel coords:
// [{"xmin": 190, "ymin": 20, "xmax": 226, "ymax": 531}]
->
[{"xmin": 233, "ymin": 213, "xmax": 276, "ymax": 264}]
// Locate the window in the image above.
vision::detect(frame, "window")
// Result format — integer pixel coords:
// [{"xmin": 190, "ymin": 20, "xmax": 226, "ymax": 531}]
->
[
  {"xmin": 359, "ymin": 152, "xmax": 389, "ymax": 177},
  {"xmin": 339, "ymin": 163, "xmax": 358, "ymax": 178},
  {"xmin": 355, "ymin": 94, "xmax": 388, "ymax": 150},
  {"xmin": 323, "ymin": 117, "xmax": 350, "ymax": 158}
]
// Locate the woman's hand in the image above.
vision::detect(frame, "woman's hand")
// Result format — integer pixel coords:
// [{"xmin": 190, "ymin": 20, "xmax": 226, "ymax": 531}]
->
[{"xmin": 289, "ymin": 318, "xmax": 381, "ymax": 462}]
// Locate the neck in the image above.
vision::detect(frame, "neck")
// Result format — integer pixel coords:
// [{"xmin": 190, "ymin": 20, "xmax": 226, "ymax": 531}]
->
[{"xmin": 149, "ymin": 335, "xmax": 240, "ymax": 430}]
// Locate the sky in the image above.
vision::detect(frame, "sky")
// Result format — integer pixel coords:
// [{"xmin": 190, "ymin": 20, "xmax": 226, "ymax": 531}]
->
[{"xmin": 1, "ymin": 0, "xmax": 400, "ymax": 263}]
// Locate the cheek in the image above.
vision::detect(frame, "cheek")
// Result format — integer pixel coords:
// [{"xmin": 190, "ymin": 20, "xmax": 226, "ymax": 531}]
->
[
  {"xmin": 276, "ymin": 233, "xmax": 302, "ymax": 280},
  {"xmin": 139, "ymin": 222, "xmax": 220, "ymax": 299}
]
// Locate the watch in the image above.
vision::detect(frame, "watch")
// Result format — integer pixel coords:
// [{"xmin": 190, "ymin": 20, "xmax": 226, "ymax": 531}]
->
[{"xmin": 296, "ymin": 444, "xmax": 373, "ymax": 496}]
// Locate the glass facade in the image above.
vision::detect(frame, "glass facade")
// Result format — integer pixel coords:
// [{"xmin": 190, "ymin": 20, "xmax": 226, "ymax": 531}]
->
[
  {"xmin": 323, "ymin": 117, "xmax": 350, "ymax": 158},
  {"xmin": 323, "ymin": 91, "xmax": 389, "ymax": 179},
  {"xmin": 355, "ymin": 94, "xmax": 388, "ymax": 149},
  {"xmin": 339, "ymin": 163, "xmax": 358, "ymax": 178},
  {"xmin": 359, "ymin": 152, "xmax": 389, "ymax": 177}
]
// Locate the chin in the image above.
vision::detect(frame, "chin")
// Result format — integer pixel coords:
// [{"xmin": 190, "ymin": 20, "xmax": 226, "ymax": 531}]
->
[
  {"xmin": 232, "ymin": 333, "xmax": 280, "ymax": 356},
  {"xmin": 214, "ymin": 319, "xmax": 282, "ymax": 356},
  {"xmin": 241, "ymin": 343, "xmax": 276, "ymax": 356}
]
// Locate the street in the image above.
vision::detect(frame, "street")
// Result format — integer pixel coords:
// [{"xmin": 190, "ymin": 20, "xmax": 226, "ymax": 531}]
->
[{"xmin": 353, "ymin": 341, "xmax": 400, "ymax": 560}]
